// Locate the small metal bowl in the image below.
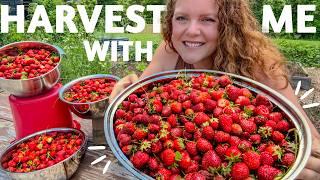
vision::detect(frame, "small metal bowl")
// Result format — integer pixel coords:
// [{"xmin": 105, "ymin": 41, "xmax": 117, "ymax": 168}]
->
[
  {"xmin": 59, "ymin": 74, "xmax": 120, "ymax": 119},
  {"xmin": 104, "ymin": 70, "xmax": 312, "ymax": 180},
  {"xmin": 0, "ymin": 128, "xmax": 87, "ymax": 180},
  {"xmin": 0, "ymin": 41, "xmax": 65, "ymax": 97}
]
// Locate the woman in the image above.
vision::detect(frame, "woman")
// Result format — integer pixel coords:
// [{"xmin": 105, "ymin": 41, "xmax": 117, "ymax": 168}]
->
[{"xmin": 110, "ymin": 0, "xmax": 320, "ymax": 179}]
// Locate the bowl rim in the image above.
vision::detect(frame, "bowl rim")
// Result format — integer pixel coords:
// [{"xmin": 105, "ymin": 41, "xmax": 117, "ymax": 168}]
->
[
  {"xmin": 104, "ymin": 69, "xmax": 312, "ymax": 179},
  {"xmin": 58, "ymin": 74, "xmax": 120, "ymax": 105},
  {"xmin": 0, "ymin": 41, "xmax": 64, "ymax": 81},
  {"xmin": 0, "ymin": 127, "xmax": 88, "ymax": 174}
]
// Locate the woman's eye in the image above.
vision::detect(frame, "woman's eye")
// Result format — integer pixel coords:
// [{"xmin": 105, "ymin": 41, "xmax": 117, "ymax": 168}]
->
[
  {"xmin": 202, "ymin": 18, "xmax": 215, "ymax": 22},
  {"xmin": 176, "ymin": 16, "xmax": 187, "ymax": 21}
]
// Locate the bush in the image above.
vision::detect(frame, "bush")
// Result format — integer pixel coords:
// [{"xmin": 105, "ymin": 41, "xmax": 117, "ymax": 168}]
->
[{"xmin": 274, "ymin": 39, "xmax": 320, "ymax": 67}]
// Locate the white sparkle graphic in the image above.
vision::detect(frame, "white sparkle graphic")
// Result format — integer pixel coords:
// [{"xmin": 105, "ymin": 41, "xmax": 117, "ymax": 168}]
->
[
  {"xmin": 88, "ymin": 146, "xmax": 112, "ymax": 174},
  {"xmin": 91, "ymin": 155, "xmax": 106, "ymax": 165},
  {"xmin": 295, "ymin": 81, "xmax": 319, "ymax": 109},
  {"xmin": 103, "ymin": 160, "xmax": 112, "ymax": 174}
]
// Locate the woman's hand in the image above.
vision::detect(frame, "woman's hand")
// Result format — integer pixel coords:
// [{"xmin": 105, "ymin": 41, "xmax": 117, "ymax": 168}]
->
[
  {"xmin": 109, "ymin": 74, "xmax": 139, "ymax": 103},
  {"xmin": 297, "ymin": 135, "xmax": 320, "ymax": 180}
]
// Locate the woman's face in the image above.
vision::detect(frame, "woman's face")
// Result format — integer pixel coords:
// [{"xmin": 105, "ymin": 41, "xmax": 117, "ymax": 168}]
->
[{"xmin": 171, "ymin": 0, "xmax": 219, "ymax": 66}]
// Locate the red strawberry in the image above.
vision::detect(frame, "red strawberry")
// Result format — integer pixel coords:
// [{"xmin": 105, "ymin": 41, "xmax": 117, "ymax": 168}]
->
[
  {"xmin": 161, "ymin": 105, "xmax": 172, "ymax": 117},
  {"xmin": 185, "ymin": 172, "xmax": 206, "ymax": 180},
  {"xmin": 219, "ymin": 114, "xmax": 233, "ymax": 133},
  {"xmin": 257, "ymin": 165, "xmax": 282, "ymax": 180},
  {"xmin": 201, "ymin": 150, "xmax": 222, "ymax": 170},
  {"xmin": 240, "ymin": 119, "xmax": 257, "ymax": 134},
  {"xmin": 225, "ymin": 146, "xmax": 242, "ymax": 161},
  {"xmin": 231, "ymin": 162, "xmax": 250, "ymax": 180},
  {"xmin": 281, "ymin": 153, "xmax": 295, "ymax": 166},
  {"xmin": 193, "ymin": 112, "xmax": 210, "ymax": 126},
  {"xmin": 173, "ymin": 138, "xmax": 185, "ymax": 151},
  {"xmin": 167, "ymin": 114, "xmax": 178, "ymax": 127},
  {"xmin": 265, "ymin": 145, "xmax": 283, "ymax": 161},
  {"xmin": 231, "ymin": 123, "xmax": 243, "ymax": 135},
  {"xmin": 214, "ymin": 131, "xmax": 230, "ymax": 143},
  {"xmin": 213, "ymin": 107, "xmax": 223, "ymax": 117},
  {"xmin": 255, "ymin": 94, "xmax": 273, "ymax": 110},
  {"xmin": 160, "ymin": 149, "xmax": 176, "ymax": 166},
  {"xmin": 204, "ymin": 99, "xmax": 217, "ymax": 111},
  {"xmin": 243, "ymin": 151, "xmax": 261, "ymax": 170},
  {"xmin": 115, "ymin": 109, "xmax": 126, "ymax": 119},
  {"xmin": 240, "ymin": 88, "xmax": 252, "ymax": 98},
  {"xmin": 182, "ymin": 100, "xmax": 192, "ymax": 109},
  {"xmin": 131, "ymin": 151, "xmax": 149, "ymax": 169},
  {"xmin": 260, "ymin": 151, "xmax": 274, "ymax": 166},
  {"xmin": 215, "ymin": 144, "xmax": 229, "ymax": 158},
  {"xmin": 254, "ymin": 105, "xmax": 270, "ymax": 117},
  {"xmin": 151, "ymin": 141, "xmax": 163, "ymax": 153},
  {"xmin": 185, "ymin": 160, "xmax": 199, "ymax": 173},
  {"xmin": 268, "ymin": 112, "xmax": 282, "ymax": 122},
  {"xmin": 196, "ymin": 138, "xmax": 213, "ymax": 153},
  {"xmin": 219, "ymin": 75, "xmax": 232, "ymax": 87},
  {"xmin": 148, "ymin": 157, "xmax": 159, "ymax": 170},
  {"xmin": 121, "ymin": 145, "xmax": 134, "ymax": 156},
  {"xmin": 178, "ymin": 151, "xmax": 192, "ymax": 170},
  {"xmin": 217, "ymin": 98, "xmax": 230, "ymax": 108},
  {"xmin": 132, "ymin": 128, "xmax": 147, "ymax": 140},
  {"xmin": 186, "ymin": 141, "xmax": 198, "ymax": 156},
  {"xmin": 229, "ymin": 136, "xmax": 241, "ymax": 147},
  {"xmin": 192, "ymin": 103, "xmax": 205, "ymax": 112},
  {"xmin": 157, "ymin": 168, "xmax": 172, "ymax": 180},
  {"xmin": 249, "ymin": 134, "xmax": 261, "ymax": 144},
  {"xmin": 235, "ymin": 96, "xmax": 251, "ymax": 106},
  {"xmin": 185, "ymin": 122, "xmax": 196, "ymax": 133},
  {"xmin": 226, "ymin": 85, "xmax": 241, "ymax": 101},
  {"xmin": 202, "ymin": 126, "xmax": 215, "ymax": 140},
  {"xmin": 148, "ymin": 124, "xmax": 160, "ymax": 133},
  {"xmin": 171, "ymin": 102, "xmax": 182, "ymax": 114},
  {"xmin": 271, "ymin": 131, "xmax": 285, "ymax": 142},
  {"xmin": 238, "ymin": 140, "xmax": 252, "ymax": 152},
  {"xmin": 210, "ymin": 89, "xmax": 224, "ymax": 100},
  {"xmin": 170, "ymin": 127, "xmax": 183, "ymax": 138},
  {"xmin": 209, "ymin": 118, "xmax": 219, "ymax": 129},
  {"xmin": 275, "ymin": 120, "xmax": 290, "ymax": 132}
]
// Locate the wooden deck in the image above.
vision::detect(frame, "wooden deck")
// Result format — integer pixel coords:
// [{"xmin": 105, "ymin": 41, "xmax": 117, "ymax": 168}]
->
[{"xmin": 0, "ymin": 92, "xmax": 137, "ymax": 180}]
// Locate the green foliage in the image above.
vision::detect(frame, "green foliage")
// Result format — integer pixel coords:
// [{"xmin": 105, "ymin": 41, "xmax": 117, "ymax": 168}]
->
[{"xmin": 274, "ymin": 39, "xmax": 320, "ymax": 67}]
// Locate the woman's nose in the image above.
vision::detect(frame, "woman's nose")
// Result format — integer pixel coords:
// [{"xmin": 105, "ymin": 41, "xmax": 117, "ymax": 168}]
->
[{"xmin": 186, "ymin": 21, "xmax": 201, "ymax": 36}]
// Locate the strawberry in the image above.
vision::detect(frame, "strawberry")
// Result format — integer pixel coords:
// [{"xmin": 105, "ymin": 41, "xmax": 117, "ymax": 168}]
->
[
  {"xmin": 131, "ymin": 151, "xmax": 150, "ymax": 169},
  {"xmin": 186, "ymin": 141, "xmax": 198, "ymax": 156},
  {"xmin": 240, "ymin": 119, "xmax": 257, "ymax": 134},
  {"xmin": 254, "ymin": 105, "xmax": 270, "ymax": 117},
  {"xmin": 161, "ymin": 105, "xmax": 172, "ymax": 117},
  {"xmin": 160, "ymin": 149, "xmax": 176, "ymax": 166},
  {"xmin": 157, "ymin": 168, "xmax": 172, "ymax": 180},
  {"xmin": 214, "ymin": 131, "xmax": 230, "ymax": 143},
  {"xmin": 231, "ymin": 162, "xmax": 250, "ymax": 180},
  {"xmin": 219, "ymin": 75, "xmax": 232, "ymax": 87},
  {"xmin": 243, "ymin": 151, "xmax": 261, "ymax": 170},
  {"xmin": 121, "ymin": 145, "xmax": 134, "ymax": 156},
  {"xmin": 215, "ymin": 144, "xmax": 229, "ymax": 158},
  {"xmin": 255, "ymin": 95, "xmax": 273, "ymax": 110},
  {"xmin": 185, "ymin": 160, "xmax": 199, "ymax": 173},
  {"xmin": 225, "ymin": 85, "xmax": 241, "ymax": 101},
  {"xmin": 185, "ymin": 172, "xmax": 206, "ymax": 180},
  {"xmin": 281, "ymin": 153, "xmax": 295, "ymax": 166},
  {"xmin": 132, "ymin": 128, "xmax": 148, "ymax": 140},
  {"xmin": 167, "ymin": 114, "xmax": 178, "ymax": 128},
  {"xmin": 171, "ymin": 102, "xmax": 183, "ymax": 114},
  {"xmin": 202, "ymin": 126, "xmax": 215, "ymax": 140},
  {"xmin": 170, "ymin": 127, "xmax": 183, "ymax": 138},
  {"xmin": 213, "ymin": 107, "xmax": 223, "ymax": 117},
  {"xmin": 240, "ymin": 88, "xmax": 252, "ymax": 98},
  {"xmin": 201, "ymin": 150, "xmax": 222, "ymax": 170},
  {"xmin": 219, "ymin": 114, "xmax": 233, "ymax": 133},
  {"xmin": 229, "ymin": 136, "xmax": 241, "ymax": 147},
  {"xmin": 151, "ymin": 141, "xmax": 163, "ymax": 154},
  {"xmin": 210, "ymin": 89, "xmax": 224, "ymax": 101},
  {"xmin": 268, "ymin": 112, "xmax": 282, "ymax": 122},
  {"xmin": 117, "ymin": 133, "xmax": 131, "ymax": 147},
  {"xmin": 260, "ymin": 151, "xmax": 274, "ymax": 166},
  {"xmin": 173, "ymin": 138, "xmax": 185, "ymax": 151},
  {"xmin": 196, "ymin": 138, "xmax": 213, "ymax": 153},
  {"xmin": 257, "ymin": 165, "xmax": 282, "ymax": 180},
  {"xmin": 265, "ymin": 145, "xmax": 283, "ymax": 161},
  {"xmin": 182, "ymin": 100, "xmax": 192, "ymax": 109},
  {"xmin": 192, "ymin": 103, "xmax": 205, "ymax": 112},
  {"xmin": 217, "ymin": 98, "xmax": 230, "ymax": 108},
  {"xmin": 204, "ymin": 99, "xmax": 217, "ymax": 111},
  {"xmin": 231, "ymin": 123, "xmax": 243, "ymax": 135},
  {"xmin": 178, "ymin": 151, "xmax": 192, "ymax": 170},
  {"xmin": 271, "ymin": 131, "xmax": 285, "ymax": 142},
  {"xmin": 275, "ymin": 120, "xmax": 290, "ymax": 132},
  {"xmin": 193, "ymin": 112, "xmax": 210, "ymax": 126},
  {"xmin": 185, "ymin": 122, "xmax": 196, "ymax": 133},
  {"xmin": 148, "ymin": 124, "xmax": 160, "ymax": 133},
  {"xmin": 249, "ymin": 134, "xmax": 261, "ymax": 144},
  {"xmin": 225, "ymin": 146, "xmax": 242, "ymax": 162},
  {"xmin": 115, "ymin": 109, "xmax": 126, "ymax": 119},
  {"xmin": 238, "ymin": 140, "xmax": 252, "ymax": 152},
  {"xmin": 235, "ymin": 96, "xmax": 251, "ymax": 106},
  {"xmin": 149, "ymin": 157, "xmax": 159, "ymax": 171}
]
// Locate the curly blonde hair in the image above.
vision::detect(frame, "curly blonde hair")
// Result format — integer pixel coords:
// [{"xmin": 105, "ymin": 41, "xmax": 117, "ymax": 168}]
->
[{"xmin": 162, "ymin": 0, "xmax": 288, "ymax": 88}]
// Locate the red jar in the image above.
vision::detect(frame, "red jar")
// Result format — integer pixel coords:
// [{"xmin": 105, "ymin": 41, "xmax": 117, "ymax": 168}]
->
[{"xmin": 9, "ymin": 83, "xmax": 72, "ymax": 139}]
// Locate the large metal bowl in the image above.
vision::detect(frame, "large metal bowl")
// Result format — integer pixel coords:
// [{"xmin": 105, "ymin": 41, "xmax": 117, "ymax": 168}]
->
[
  {"xmin": 0, "ymin": 128, "xmax": 87, "ymax": 180},
  {"xmin": 59, "ymin": 74, "xmax": 120, "ymax": 119},
  {"xmin": 104, "ymin": 70, "xmax": 312, "ymax": 180},
  {"xmin": 0, "ymin": 41, "xmax": 65, "ymax": 97}
]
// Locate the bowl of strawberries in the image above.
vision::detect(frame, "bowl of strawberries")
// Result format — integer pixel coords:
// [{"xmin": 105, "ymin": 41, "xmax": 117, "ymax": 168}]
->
[
  {"xmin": 0, "ymin": 128, "xmax": 87, "ymax": 179},
  {"xmin": 104, "ymin": 70, "xmax": 312, "ymax": 180},
  {"xmin": 0, "ymin": 41, "xmax": 64, "ymax": 97},
  {"xmin": 59, "ymin": 74, "xmax": 120, "ymax": 119}
]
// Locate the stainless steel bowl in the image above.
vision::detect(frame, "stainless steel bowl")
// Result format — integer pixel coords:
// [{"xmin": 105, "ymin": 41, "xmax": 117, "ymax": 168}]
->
[
  {"xmin": 104, "ymin": 70, "xmax": 312, "ymax": 180},
  {"xmin": 59, "ymin": 74, "xmax": 120, "ymax": 119},
  {"xmin": 0, "ymin": 41, "xmax": 65, "ymax": 97},
  {"xmin": 0, "ymin": 128, "xmax": 87, "ymax": 180}
]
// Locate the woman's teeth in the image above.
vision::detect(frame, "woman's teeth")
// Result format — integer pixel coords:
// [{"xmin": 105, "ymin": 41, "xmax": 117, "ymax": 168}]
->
[{"xmin": 183, "ymin": 41, "xmax": 204, "ymax": 48}]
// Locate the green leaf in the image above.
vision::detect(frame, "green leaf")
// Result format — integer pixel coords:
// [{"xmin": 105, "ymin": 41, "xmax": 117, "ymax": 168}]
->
[{"xmin": 175, "ymin": 151, "xmax": 182, "ymax": 161}]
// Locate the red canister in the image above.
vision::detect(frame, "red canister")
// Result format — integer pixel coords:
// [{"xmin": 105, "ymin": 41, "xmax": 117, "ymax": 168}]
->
[{"xmin": 9, "ymin": 83, "xmax": 73, "ymax": 139}]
